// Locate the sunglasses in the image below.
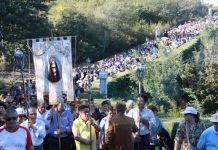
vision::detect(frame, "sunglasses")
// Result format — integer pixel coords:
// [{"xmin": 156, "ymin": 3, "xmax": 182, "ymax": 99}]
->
[
  {"xmin": 6, "ymin": 117, "xmax": 17, "ymax": 121},
  {"xmin": 184, "ymin": 113, "xmax": 193, "ymax": 116},
  {"xmin": 82, "ymin": 110, "xmax": 89, "ymax": 113},
  {"xmin": 29, "ymin": 113, "xmax": 36, "ymax": 116},
  {"xmin": 18, "ymin": 115, "xmax": 25, "ymax": 118}
]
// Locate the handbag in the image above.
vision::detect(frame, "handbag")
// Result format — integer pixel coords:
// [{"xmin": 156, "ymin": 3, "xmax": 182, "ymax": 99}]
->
[{"xmin": 185, "ymin": 122, "xmax": 197, "ymax": 150}]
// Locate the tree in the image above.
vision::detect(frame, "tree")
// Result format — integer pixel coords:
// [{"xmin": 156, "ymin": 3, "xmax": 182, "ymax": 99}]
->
[{"xmin": 0, "ymin": 0, "xmax": 52, "ymax": 41}]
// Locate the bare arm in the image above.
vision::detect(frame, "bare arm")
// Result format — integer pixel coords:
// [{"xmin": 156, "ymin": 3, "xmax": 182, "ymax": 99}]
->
[
  {"xmin": 174, "ymin": 140, "xmax": 182, "ymax": 150},
  {"xmin": 72, "ymin": 128, "xmax": 92, "ymax": 145},
  {"xmin": 91, "ymin": 123, "xmax": 101, "ymax": 132}
]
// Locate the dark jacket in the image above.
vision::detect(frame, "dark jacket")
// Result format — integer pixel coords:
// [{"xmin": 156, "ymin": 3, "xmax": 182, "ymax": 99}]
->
[{"xmin": 105, "ymin": 113, "xmax": 138, "ymax": 150}]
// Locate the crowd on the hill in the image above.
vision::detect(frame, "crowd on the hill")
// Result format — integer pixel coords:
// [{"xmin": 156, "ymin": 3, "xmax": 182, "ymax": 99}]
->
[{"xmin": 73, "ymin": 12, "xmax": 218, "ymax": 97}]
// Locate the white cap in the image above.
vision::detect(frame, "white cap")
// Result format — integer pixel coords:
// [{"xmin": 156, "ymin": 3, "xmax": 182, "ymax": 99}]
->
[
  {"xmin": 16, "ymin": 107, "xmax": 25, "ymax": 115},
  {"xmin": 211, "ymin": 113, "xmax": 218, "ymax": 123},
  {"xmin": 181, "ymin": 107, "xmax": 197, "ymax": 115}
]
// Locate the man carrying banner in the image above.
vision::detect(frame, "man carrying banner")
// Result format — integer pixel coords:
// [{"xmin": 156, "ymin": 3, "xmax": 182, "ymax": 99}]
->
[
  {"xmin": 72, "ymin": 105, "xmax": 101, "ymax": 150},
  {"xmin": 47, "ymin": 102, "xmax": 74, "ymax": 150}
]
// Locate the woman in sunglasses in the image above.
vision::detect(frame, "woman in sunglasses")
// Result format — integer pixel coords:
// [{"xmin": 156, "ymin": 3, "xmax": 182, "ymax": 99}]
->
[{"xmin": 0, "ymin": 108, "xmax": 33, "ymax": 150}]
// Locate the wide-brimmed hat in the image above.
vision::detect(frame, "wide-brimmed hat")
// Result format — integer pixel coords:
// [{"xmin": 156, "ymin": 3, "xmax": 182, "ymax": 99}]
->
[
  {"xmin": 181, "ymin": 107, "xmax": 197, "ymax": 115},
  {"xmin": 211, "ymin": 113, "xmax": 218, "ymax": 123}
]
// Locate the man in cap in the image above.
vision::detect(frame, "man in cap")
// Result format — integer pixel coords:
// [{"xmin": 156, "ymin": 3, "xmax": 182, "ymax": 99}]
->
[
  {"xmin": 72, "ymin": 104, "xmax": 101, "ymax": 150},
  {"xmin": 197, "ymin": 113, "xmax": 218, "ymax": 150}
]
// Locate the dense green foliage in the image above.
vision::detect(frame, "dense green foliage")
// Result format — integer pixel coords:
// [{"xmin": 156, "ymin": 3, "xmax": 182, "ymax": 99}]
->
[
  {"xmin": 0, "ymin": 0, "xmax": 53, "ymax": 68},
  {"xmin": 0, "ymin": 0, "xmax": 52, "ymax": 41},
  {"xmin": 108, "ymin": 26, "xmax": 218, "ymax": 114},
  {"xmin": 0, "ymin": 0, "xmax": 207, "ymax": 67},
  {"xmin": 50, "ymin": 0, "xmax": 207, "ymax": 63}
]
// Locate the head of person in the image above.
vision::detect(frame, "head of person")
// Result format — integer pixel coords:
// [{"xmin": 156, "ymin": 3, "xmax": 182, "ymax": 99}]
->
[
  {"xmin": 79, "ymin": 105, "xmax": 90, "ymax": 121},
  {"xmin": 126, "ymin": 100, "xmax": 134, "ymax": 111},
  {"xmin": 57, "ymin": 102, "xmax": 65, "ymax": 113},
  {"xmin": 107, "ymin": 106, "xmax": 114, "ymax": 119},
  {"xmin": 115, "ymin": 102, "xmax": 126, "ymax": 114},
  {"xmin": 0, "ymin": 102, "xmax": 6, "ymax": 116},
  {"xmin": 19, "ymin": 98, "xmax": 26, "ymax": 107},
  {"xmin": 181, "ymin": 106, "xmax": 199, "ymax": 123},
  {"xmin": 16, "ymin": 107, "xmax": 26, "ymax": 123},
  {"xmin": 101, "ymin": 100, "xmax": 111, "ymax": 113},
  {"xmin": 3, "ymin": 108, "xmax": 18, "ymax": 129},
  {"xmin": 148, "ymin": 105, "xmax": 158, "ymax": 115},
  {"xmin": 38, "ymin": 102, "xmax": 46, "ymax": 114},
  {"xmin": 5, "ymin": 96, "xmax": 14, "ymax": 108},
  {"xmin": 137, "ymin": 93, "xmax": 148, "ymax": 110},
  {"xmin": 211, "ymin": 113, "xmax": 218, "ymax": 131},
  {"xmin": 28, "ymin": 107, "xmax": 37, "ymax": 121}
]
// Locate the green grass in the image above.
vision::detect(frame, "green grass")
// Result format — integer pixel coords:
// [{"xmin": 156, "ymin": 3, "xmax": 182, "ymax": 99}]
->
[
  {"xmin": 161, "ymin": 116, "xmax": 212, "ymax": 139},
  {"xmin": 155, "ymin": 37, "xmax": 200, "ymax": 62}
]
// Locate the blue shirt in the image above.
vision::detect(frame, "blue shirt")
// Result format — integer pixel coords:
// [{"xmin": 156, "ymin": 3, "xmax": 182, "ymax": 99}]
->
[
  {"xmin": 48, "ymin": 110, "xmax": 73, "ymax": 138},
  {"xmin": 197, "ymin": 126, "xmax": 218, "ymax": 150}
]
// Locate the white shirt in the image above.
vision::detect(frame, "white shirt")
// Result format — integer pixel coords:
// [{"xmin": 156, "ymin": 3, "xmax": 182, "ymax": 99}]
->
[
  {"xmin": 21, "ymin": 119, "xmax": 46, "ymax": 146},
  {"xmin": 37, "ymin": 109, "xmax": 51, "ymax": 129},
  {"xmin": 99, "ymin": 116, "xmax": 110, "ymax": 147},
  {"xmin": 0, "ymin": 125, "xmax": 32, "ymax": 150},
  {"xmin": 127, "ymin": 107, "xmax": 156, "ymax": 135}
]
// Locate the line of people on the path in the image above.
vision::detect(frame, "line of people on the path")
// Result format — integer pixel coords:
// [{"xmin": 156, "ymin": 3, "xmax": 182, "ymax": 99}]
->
[
  {"xmin": 74, "ymin": 13, "xmax": 218, "ymax": 98},
  {"xmin": 0, "ymin": 93, "xmax": 218, "ymax": 150}
]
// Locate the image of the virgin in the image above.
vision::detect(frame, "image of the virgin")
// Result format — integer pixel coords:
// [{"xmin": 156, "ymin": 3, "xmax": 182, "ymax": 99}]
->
[{"xmin": 48, "ymin": 57, "xmax": 61, "ymax": 82}]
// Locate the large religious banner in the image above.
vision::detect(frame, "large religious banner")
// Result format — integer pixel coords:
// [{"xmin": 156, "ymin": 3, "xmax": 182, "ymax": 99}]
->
[{"xmin": 32, "ymin": 37, "xmax": 73, "ymax": 104}]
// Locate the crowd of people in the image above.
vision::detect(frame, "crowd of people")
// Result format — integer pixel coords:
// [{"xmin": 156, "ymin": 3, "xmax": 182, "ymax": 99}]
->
[
  {"xmin": 0, "ymin": 93, "xmax": 218, "ymax": 150},
  {"xmin": 0, "ymin": 11, "xmax": 218, "ymax": 150},
  {"xmin": 73, "ymin": 12, "xmax": 218, "ymax": 98}
]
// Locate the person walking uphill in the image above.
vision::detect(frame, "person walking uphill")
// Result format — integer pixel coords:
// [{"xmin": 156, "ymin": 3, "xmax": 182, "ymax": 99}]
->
[
  {"xmin": 105, "ymin": 102, "xmax": 138, "ymax": 150},
  {"xmin": 174, "ymin": 106, "xmax": 206, "ymax": 150}
]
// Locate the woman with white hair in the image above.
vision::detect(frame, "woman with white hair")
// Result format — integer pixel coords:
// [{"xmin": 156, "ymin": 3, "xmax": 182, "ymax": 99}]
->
[{"xmin": 174, "ymin": 107, "xmax": 206, "ymax": 150}]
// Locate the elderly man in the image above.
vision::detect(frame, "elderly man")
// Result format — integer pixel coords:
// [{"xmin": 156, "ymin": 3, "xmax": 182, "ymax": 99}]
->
[
  {"xmin": 72, "ymin": 105, "xmax": 101, "ymax": 150},
  {"xmin": 47, "ymin": 102, "xmax": 74, "ymax": 150},
  {"xmin": 197, "ymin": 113, "xmax": 218, "ymax": 150},
  {"xmin": 21, "ymin": 107, "xmax": 46, "ymax": 150},
  {"xmin": 0, "ymin": 108, "xmax": 33, "ymax": 150},
  {"xmin": 37, "ymin": 102, "xmax": 52, "ymax": 150},
  {"xmin": 125, "ymin": 100, "xmax": 134, "ymax": 115},
  {"xmin": 105, "ymin": 102, "xmax": 138, "ymax": 150}
]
